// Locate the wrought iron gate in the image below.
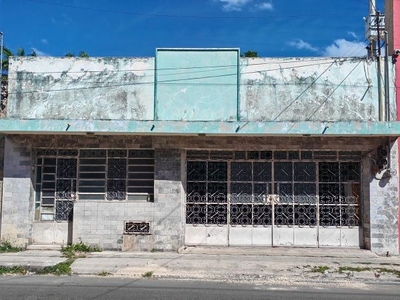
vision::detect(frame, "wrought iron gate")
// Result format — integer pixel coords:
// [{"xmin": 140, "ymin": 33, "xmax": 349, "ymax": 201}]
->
[{"xmin": 185, "ymin": 150, "xmax": 361, "ymax": 247}]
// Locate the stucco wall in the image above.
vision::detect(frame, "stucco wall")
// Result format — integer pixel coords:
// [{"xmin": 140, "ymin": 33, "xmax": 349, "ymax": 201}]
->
[
  {"xmin": 6, "ymin": 55, "xmax": 394, "ymax": 123},
  {"xmin": 240, "ymin": 57, "xmax": 394, "ymax": 122},
  {"xmin": 7, "ymin": 57, "xmax": 155, "ymax": 120}
]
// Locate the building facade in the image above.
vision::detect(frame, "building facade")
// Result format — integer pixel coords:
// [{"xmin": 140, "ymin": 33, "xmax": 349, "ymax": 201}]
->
[{"xmin": 0, "ymin": 48, "xmax": 399, "ymax": 255}]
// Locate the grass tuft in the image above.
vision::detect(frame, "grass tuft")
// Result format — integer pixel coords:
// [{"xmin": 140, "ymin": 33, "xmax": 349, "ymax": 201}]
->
[
  {"xmin": 311, "ymin": 266, "xmax": 329, "ymax": 273},
  {"xmin": 61, "ymin": 241, "xmax": 101, "ymax": 259},
  {"xmin": 142, "ymin": 271, "xmax": 154, "ymax": 278},
  {"xmin": 0, "ymin": 266, "xmax": 27, "ymax": 275},
  {"xmin": 97, "ymin": 271, "xmax": 112, "ymax": 276},
  {"xmin": 338, "ymin": 266, "xmax": 371, "ymax": 274},
  {"xmin": 0, "ymin": 241, "xmax": 24, "ymax": 253},
  {"xmin": 36, "ymin": 258, "xmax": 75, "ymax": 276}
]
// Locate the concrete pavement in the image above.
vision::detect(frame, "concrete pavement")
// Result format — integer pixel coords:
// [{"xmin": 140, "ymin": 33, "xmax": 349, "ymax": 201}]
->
[{"xmin": 1, "ymin": 246, "xmax": 399, "ymax": 285}]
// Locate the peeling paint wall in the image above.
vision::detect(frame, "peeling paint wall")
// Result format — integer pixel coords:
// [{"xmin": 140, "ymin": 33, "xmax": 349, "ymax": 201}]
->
[
  {"xmin": 6, "ymin": 54, "xmax": 395, "ymax": 123},
  {"xmin": 7, "ymin": 57, "xmax": 155, "ymax": 120},
  {"xmin": 240, "ymin": 57, "xmax": 395, "ymax": 122}
]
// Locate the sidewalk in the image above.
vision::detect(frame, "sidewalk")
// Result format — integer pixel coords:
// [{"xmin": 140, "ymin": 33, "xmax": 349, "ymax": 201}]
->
[{"xmin": 1, "ymin": 246, "xmax": 399, "ymax": 285}]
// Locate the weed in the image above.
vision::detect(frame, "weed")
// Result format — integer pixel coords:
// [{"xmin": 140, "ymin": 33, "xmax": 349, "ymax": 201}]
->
[
  {"xmin": 0, "ymin": 241, "xmax": 24, "ymax": 253},
  {"xmin": 380, "ymin": 263, "xmax": 400, "ymax": 267},
  {"xmin": 142, "ymin": 271, "xmax": 154, "ymax": 278},
  {"xmin": 36, "ymin": 258, "xmax": 75, "ymax": 276},
  {"xmin": 97, "ymin": 271, "xmax": 112, "ymax": 276},
  {"xmin": 0, "ymin": 266, "xmax": 27, "ymax": 275},
  {"xmin": 338, "ymin": 266, "xmax": 371, "ymax": 274},
  {"xmin": 376, "ymin": 268, "xmax": 400, "ymax": 278},
  {"xmin": 311, "ymin": 266, "xmax": 329, "ymax": 273},
  {"xmin": 61, "ymin": 241, "xmax": 101, "ymax": 258}
]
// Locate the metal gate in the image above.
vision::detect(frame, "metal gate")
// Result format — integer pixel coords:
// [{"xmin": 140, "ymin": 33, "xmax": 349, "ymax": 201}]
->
[{"xmin": 185, "ymin": 150, "xmax": 361, "ymax": 247}]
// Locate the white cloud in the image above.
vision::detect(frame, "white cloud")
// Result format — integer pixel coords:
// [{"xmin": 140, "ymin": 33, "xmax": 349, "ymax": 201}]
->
[
  {"xmin": 41, "ymin": 39, "xmax": 48, "ymax": 45},
  {"xmin": 323, "ymin": 39, "xmax": 367, "ymax": 57},
  {"xmin": 254, "ymin": 2, "xmax": 273, "ymax": 10},
  {"xmin": 31, "ymin": 47, "xmax": 50, "ymax": 56},
  {"xmin": 287, "ymin": 39, "xmax": 319, "ymax": 52},
  {"xmin": 217, "ymin": 0, "xmax": 253, "ymax": 11}
]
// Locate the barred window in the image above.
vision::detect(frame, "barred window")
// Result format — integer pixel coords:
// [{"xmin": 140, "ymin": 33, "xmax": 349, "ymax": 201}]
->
[{"xmin": 35, "ymin": 149, "xmax": 154, "ymax": 221}]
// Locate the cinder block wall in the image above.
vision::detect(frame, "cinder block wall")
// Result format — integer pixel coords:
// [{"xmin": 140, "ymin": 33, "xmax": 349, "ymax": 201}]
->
[
  {"xmin": 2, "ymin": 134, "xmax": 398, "ymax": 254},
  {"xmin": 0, "ymin": 137, "xmax": 33, "ymax": 247},
  {"xmin": 73, "ymin": 202, "xmax": 155, "ymax": 251},
  {"xmin": 73, "ymin": 149, "xmax": 184, "ymax": 251},
  {"xmin": 153, "ymin": 149, "xmax": 184, "ymax": 251},
  {"xmin": 369, "ymin": 140, "xmax": 400, "ymax": 255}
]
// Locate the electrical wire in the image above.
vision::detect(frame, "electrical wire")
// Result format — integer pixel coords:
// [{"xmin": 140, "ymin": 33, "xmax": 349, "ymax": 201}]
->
[
  {"xmin": 269, "ymin": 41, "xmax": 368, "ymax": 121},
  {"xmin": 25, "ymin": 0, "xmax": 362, "ymax": 20},
  {"xmin": 6, "ymin": 57, "xmax": 339, "ymax": 75},
  {"xmin": 6, "ymin": 58, "xmax": 370, "ymax": 95},
  {"xmin": 305, "ymin": 60, "xmax": 362, "ymax": 121}
]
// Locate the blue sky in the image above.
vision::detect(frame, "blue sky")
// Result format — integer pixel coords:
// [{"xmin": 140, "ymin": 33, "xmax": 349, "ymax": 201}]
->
[{"xmin": 0, "ymin": 0, "xmax": 385, "ymax": 58}]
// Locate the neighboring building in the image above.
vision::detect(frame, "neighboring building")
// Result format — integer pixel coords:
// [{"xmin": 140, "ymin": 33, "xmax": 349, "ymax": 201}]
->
[
  {"xmin": 386, "ymin": 0, "xmax": 400, "ymax": 257},
  {"xmin": 0, "ymin": 46, "xmax": 399, "ymax": 255}
]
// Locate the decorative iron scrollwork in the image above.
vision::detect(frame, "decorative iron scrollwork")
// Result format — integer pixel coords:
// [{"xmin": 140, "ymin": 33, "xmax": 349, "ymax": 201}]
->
[
  {"xmin": 55, "ymin": 200, "xmax": 74, "ymax": 221},
  {"xmin": 186, "ymin": 152, "xmax": 361, "ymax": 229}
]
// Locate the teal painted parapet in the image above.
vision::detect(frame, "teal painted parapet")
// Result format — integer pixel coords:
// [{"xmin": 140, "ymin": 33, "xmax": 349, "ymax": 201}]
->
[
  {"xmin": 0, "ymin": 119, "xmax": 399, "ymax": 136},
  {"xmin": 5, "ymin": 54, "xmax": 396, "ymax": 124},
  {"xmin": 155, "ymin": 49, "xmax": 239, "ymax": 121}
]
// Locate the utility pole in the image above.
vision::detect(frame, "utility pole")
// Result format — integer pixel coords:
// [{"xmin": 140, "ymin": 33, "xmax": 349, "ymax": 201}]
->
[
  {"xmin": 0, "ymin": 32, "xmax": 3, "ymax": 81},
  {"xmin": 369, "ymin": 0, "xmax": 377, "ymax": 58},
  {"xmin": 367, "ymin": 0, "xmax": 386, "ymax": 121}
]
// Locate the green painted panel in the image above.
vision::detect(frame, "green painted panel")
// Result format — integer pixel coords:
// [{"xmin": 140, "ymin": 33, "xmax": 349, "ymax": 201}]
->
[
  {"xmin": 155, "ymin": 49, "xmax": 239, "ymax": 121},
  {"xmin": 1, "ymin": 119, "xmax": 400, "ymax": 136}
]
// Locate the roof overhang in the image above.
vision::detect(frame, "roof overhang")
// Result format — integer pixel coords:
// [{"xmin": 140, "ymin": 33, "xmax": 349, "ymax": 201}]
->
[{"xmin": 0, "ymin": 119, "xmax": 399, "ymax": 137}]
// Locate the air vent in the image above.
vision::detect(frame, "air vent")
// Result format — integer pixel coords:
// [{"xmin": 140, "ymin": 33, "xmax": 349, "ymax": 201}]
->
[{"xmin": 124, "ymin": 221, "xmax": 151, "ymax": 235}]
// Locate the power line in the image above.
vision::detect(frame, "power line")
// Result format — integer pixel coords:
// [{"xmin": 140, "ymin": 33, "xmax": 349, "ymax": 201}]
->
[
  {"xmin": 6, "ymin": 59, "xmax": 370, "ymax": 95},
  {"xmin": 25, "ymin": 0, "xmax": 362, "ymax": 20},
  {"xmin": 271, "ymin": 41, "xmax": 368, "ymax": 121},
  {"xmin": 6, "ymin": 57, "xmax": 342, "ymax": 75},
  {"xmin": 272, "ymin": 60, "xmax": 338, "ymax": 121},
  {"xmin": 305, "ymin": 60, "xmax": 362, "ymax": 121}
]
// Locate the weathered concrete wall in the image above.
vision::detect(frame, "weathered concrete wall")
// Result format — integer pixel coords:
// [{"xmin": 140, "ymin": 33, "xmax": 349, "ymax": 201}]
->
[
  {"xmin": 362, "ymin": 155, "xmax": 371, "ymax": 250},
  {"xmin": 7, "ymin": 57, "xmax": 155, "ymax": 120},
  {"xmin": 240, "ymin": 57, "xmax": 395, "ymax": 122},
  {"xmin": 152, "ymin": 149, "xmax": 184, "ymax": 251},
  {"xmin": 0, "ymin": 137, "xmax": 33, "ymax": 247},
  {"xmin": 369, "ymin": 140, "xmax": 400, "ymax": 255},
  {"xmin": 73, "ymin": 202, "xmax": 155, "ymax": 251},
  {"xmin": 2, "ymin": 134, "xmax": 396, "ymax": 253},
  {"xmin": 1, "ymin": 80, "xmax": 7, "ymax": 118},
  {"xmin": 32, "ymin": 222, "xmax": 69, "ymax": 245},
  {"xmin": 0, "ymin": 136, "xmax": 4, "ymax": 238},
  {"xmin": 6, "ymin": 55, "xmax": 394, "ymax": 123}
]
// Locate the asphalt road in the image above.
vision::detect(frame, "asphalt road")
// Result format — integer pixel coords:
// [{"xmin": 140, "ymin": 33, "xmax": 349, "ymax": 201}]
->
[{"xmin": 0, "ymin": 276, "xmax": 399, "ymax": 300}]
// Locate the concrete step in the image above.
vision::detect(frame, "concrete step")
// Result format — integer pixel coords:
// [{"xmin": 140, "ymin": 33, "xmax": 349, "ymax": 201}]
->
[{"xmin": 26, "ymin": 244, "xmax": 62, "ymax": 251}]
